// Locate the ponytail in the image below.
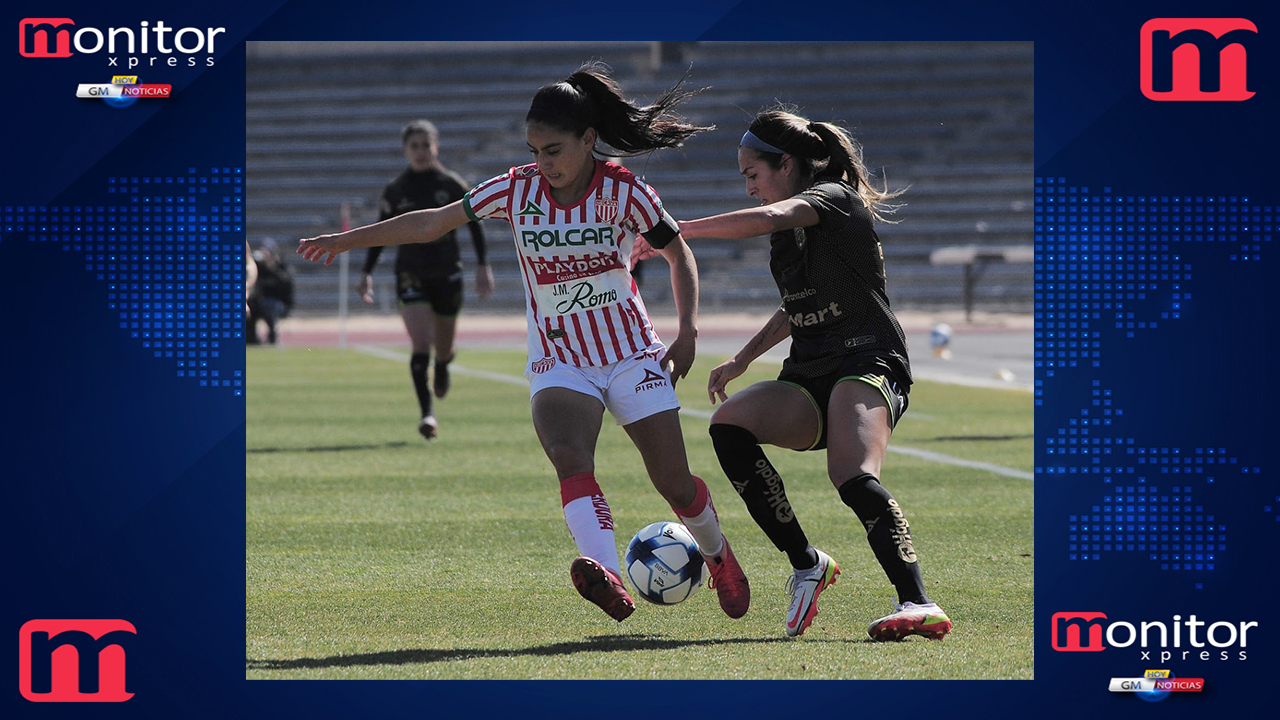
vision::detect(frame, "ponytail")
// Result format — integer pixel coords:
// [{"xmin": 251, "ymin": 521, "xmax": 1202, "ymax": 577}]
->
[
  {"xmin": 526, "ymin": 61, "xmax": 713, "ymax": 156},
  {"xmin": 746, "ymin": 106, "xmax": 905, "ymax": 223}
]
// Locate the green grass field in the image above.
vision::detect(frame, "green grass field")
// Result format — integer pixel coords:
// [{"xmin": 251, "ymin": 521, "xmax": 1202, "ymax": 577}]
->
[{"xmin": 246, "ymin": 345, "xmax": 1033, "ymax": 679}]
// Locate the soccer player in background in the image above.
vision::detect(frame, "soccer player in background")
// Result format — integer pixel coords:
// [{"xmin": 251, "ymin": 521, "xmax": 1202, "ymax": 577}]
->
[
  {"xmin": 359, "ymin": 120, "xmax": 495, "ymax": 440},
  {"xmin": 297, "ymin": 62, "xmax": 750, "ymax": 623},
  {"xmin": 638, "ymin": 106, "xmax": 952, "ymax": 641}
]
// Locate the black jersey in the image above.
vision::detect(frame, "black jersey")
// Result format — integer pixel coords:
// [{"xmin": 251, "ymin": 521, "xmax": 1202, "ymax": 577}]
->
[
  {"xmin": 363, "ymin": 167, "xmax": 487, "ymax": 277},
  {"xmin": 770, "ymin": 180, "xmax": 911, "ymax": 383}
]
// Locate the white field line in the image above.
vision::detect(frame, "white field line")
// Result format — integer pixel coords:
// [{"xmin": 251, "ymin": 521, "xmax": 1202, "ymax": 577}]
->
[
  {"xmin": 675, "ymin": 407, "xmax": 1033, "ymax": 481},
  {"xmin": 352, "ymin": 344, "xmax": 1033, "ymax": 481},
  {"xmin": 740, "ymin": 354, "xmax": 1034, "ymax": 394},
  {"xmin": 912, "ymin": 370, "xmax": 1034, "ymax": 393}
]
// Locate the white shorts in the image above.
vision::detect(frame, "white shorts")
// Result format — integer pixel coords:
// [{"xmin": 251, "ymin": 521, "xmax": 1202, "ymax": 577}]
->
[{"xmin": 526, "ymin": 348, "xmax": 681, "ymax": 426}]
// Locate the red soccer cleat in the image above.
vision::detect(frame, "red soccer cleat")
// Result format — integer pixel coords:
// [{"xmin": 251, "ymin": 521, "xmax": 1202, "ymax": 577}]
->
[
  {"xmin": 570, "ymin": 557, "xmax": 636, "ymax": 622},
  {"xmin": 704, "ymin": 536, "xmax": 750, "ymax": 619}
]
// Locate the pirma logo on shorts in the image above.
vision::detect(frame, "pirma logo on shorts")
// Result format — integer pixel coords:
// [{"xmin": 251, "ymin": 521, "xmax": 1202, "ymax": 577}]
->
[{"xmin": 634, "ymin": 369, "xmax": 666, "ymax": 394}]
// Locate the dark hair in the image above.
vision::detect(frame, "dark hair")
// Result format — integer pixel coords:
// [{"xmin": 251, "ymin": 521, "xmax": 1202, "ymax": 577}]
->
[
  {"xmin": 401, "ymin": 119, "xmax": 439, "ymax": 145},
  {"xmin": 525, "ymin": 60, "xmax": 713, "ymax": 156},
  {"xmin": 747, "ymin": 106, "xmax": 904, "ymax": 222}
]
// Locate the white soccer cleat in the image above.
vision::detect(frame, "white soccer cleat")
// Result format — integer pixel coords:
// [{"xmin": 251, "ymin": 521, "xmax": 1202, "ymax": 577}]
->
[
  {"xmin": 867, "ymin": 600, "xmax": 952, "ymax": 641},
  {"xmin": 784, "ymin": 549, "xmax": 840, "ymax": 637}
]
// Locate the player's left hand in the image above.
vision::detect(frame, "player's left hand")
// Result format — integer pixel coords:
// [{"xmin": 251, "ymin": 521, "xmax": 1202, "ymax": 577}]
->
[
  {"xmin": 629, "ymin": 235, "xmax": 660, "ymax": 267},
  {"xmin": 475, "ymin": 264, "xmax": 495, "ymax": 300},
  {"xmin": 660, "ymin": 331, "xmax": 696, "ymax": 387},
  {"xmin": 297, "ymin": 233, "xmax": 352, "ymax": 266}
]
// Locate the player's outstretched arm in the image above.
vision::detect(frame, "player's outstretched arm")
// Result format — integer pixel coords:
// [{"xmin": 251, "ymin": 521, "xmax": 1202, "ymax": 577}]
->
[
  {"xmin": 631, "ymin": 199, "xmax": 822, "ymax": 266},
  {"xmin": 679, "ymin": 198, "xmax": 819, "ymax": 241},
  {"xmin": 297, "ymin": 201, "xmax": 469, "ymax": 266},
  {"xmin": 708, "ymin": 308, "xmax": 791, "ymax": 404},
  {"xmin": 657, "ymin": 234, "xmax": 698, "ymax": 386}
]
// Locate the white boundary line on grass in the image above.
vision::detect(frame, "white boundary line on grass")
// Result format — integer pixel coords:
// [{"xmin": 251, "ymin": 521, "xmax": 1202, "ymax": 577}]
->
[
  {"xmin": 352, "ymin": 344, "xmax": 1034, "ymax": 481},
  {"xmin": 676, "ymin": 407, "xmax": 1034, "ymax": 481}
]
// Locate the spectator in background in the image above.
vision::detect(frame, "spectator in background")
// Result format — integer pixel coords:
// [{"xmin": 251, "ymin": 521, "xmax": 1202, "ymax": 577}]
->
[
  {"xmin": 247, "ymin": 239, "xmax": 295, "ymax": 346},
  {"xmin": 245, "ymin": 241, "xmax": 258, "ymax": 315}
]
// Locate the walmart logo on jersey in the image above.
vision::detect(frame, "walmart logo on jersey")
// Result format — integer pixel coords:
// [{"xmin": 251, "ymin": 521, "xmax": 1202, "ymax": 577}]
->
[
  {"xmin": 789, "ymin": 301, "xmax": 844, "ymax": 327},
  {"xmin": 520, "ymin": 224, "xmax": 616, "ymax": 251}
]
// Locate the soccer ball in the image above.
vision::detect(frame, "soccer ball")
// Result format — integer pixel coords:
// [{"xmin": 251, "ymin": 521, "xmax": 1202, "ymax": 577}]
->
[
  {"xmin": 929, "ymin": 323, "xmax": 953, "ymax": 349},
  {"xmin": 624, "ymin": 521, "xmax": 705, "ymax": 605}
]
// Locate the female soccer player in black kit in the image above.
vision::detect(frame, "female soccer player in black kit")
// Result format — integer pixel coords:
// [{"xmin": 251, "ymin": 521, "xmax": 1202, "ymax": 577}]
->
[
  {"xmin": 359, "ymin": 120, "xmax": 495, "ymax": 440},
  {"xmin": 646, "ymin": 107, "xmax": 952, "ymax": 641}
]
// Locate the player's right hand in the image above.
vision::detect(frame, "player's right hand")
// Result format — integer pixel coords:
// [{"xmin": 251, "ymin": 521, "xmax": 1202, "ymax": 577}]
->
[
  {"xmin": 707, "ymin": 357, "xmax": 748, "ymax": 404},
  {"xmin": 297, "ymin": 233, "xmax": 351, "ymax": 266},
  {"xmin": 356, "ymin": 273, "xmax": 375, "ymax": 304}
]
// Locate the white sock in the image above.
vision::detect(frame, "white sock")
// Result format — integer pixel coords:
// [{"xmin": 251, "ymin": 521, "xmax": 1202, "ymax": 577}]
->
[
  {"xmin": 560, "ymin": 473, "xmax": 620, "ymax": 576},
  {"xmin": 672, "ymin": 476, "xmax": 725, "ymax": 557}
]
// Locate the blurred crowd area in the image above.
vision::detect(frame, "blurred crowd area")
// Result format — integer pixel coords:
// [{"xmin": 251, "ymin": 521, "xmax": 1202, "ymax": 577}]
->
[{"xmin": 246, "ymin": 41, "xmax": 1033, "ymax": 318}]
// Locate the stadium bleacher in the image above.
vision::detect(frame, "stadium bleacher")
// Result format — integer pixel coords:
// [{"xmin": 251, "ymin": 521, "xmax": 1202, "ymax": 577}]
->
[{"xmin": 247, "ymin": 41, "xmax": 1033, "ymax": 316}]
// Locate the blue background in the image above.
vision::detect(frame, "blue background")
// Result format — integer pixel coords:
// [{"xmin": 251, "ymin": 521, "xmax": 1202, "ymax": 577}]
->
[{"xmin": 4, "ymin": 0, "xmax": 1275, "ymax": 717}]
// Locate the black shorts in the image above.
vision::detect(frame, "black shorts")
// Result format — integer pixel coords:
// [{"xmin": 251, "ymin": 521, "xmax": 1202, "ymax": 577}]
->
[
  {"xmin": 777, "ymin": 354, "xmax": 910, "ymax": 452},
  {"xmin": 396, "ymin": 270, "xmax": 463, "ymax": 316}
]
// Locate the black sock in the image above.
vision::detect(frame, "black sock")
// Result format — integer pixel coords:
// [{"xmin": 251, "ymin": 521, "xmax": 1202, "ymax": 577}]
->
[
  {"xmin": 838, "ymin": 474, "xmax": 929, "ymax": 605},
  {"xmin": 709, "ymin": 423, "xmax": 816, "ymax": 570},
  {"xmin": 410, "ymin": 352, "xmax": 433, "ymax": 418}
]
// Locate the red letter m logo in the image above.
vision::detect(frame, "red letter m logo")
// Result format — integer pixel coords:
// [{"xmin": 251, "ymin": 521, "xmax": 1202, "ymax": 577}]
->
[
  {"xmin": 19, "ymin": 620, "xmax": 136, "ymax": 702},
  {"xmin": 1051, "ymin": 611, "xmax": 1108, "ymax": 652},
  {"xmin": 18, "ymin": 18, "xmax": 75, "ymax": 57},
  {"xmin": 1141, "ymin": 18, "xmax": 1257, "ymax": 101}
]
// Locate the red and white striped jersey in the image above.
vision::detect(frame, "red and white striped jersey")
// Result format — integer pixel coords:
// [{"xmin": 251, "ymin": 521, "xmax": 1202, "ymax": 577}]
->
[{"xmin": 464, "ymin": 160, "xmax": 672, "ymax": 367}]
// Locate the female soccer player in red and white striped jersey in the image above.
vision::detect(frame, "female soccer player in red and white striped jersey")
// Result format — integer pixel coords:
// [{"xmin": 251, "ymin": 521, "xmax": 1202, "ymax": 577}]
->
[{"xmin": 298, "ymin": 62, "xmax": 749, "ymax": 623}]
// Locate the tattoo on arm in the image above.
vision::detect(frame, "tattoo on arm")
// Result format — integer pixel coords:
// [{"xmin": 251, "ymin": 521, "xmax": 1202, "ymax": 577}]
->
[{"xmin": 741, "ymin": 310, "xmax": 789, "ymax": 361}]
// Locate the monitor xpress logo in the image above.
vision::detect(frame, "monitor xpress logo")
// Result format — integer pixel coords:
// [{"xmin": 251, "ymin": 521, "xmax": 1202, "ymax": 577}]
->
[
  {"xmin": 1052, "ymin": 612, "xmax": 1257, "ymax": 661},
  {"xmin": 19, "ymin": 620, "xmax": 137, "ymax": 702},
  {"xmin": 1141, "ymin": 18, "xmax": 1258, "ymax": 101},
  {"xmin": 19, "ymin": 18, "xmax": 224, "ymax": 67}
]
